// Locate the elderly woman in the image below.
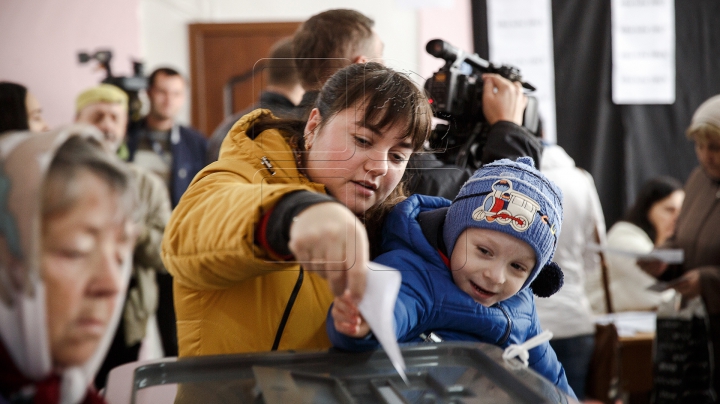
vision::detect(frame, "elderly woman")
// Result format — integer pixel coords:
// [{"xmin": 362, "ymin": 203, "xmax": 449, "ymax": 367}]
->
[
  {"xmin": 0, "ymin": 127, "xmax": 137, "ymax": 403},
  {"xmin": 641, "ymin": 94, "xmax": 720, "ymax": 394}
]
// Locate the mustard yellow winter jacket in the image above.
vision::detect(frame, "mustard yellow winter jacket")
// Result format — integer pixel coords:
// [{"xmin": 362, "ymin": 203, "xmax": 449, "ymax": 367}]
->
[{"xmin": 162, "ymin": 109, "xmax": 333, "ymax": 357}]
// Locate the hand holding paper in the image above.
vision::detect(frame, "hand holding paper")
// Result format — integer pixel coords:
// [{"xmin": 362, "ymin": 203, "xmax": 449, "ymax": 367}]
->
[{"xmin": 357, "ymin": 262, "xmax": 408, "ymax": 384}]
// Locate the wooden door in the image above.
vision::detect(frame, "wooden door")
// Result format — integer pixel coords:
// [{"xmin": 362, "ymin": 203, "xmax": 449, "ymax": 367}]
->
[{"xmin": 188, "ymin": 22, "xmax": 301, "ymax": 136}]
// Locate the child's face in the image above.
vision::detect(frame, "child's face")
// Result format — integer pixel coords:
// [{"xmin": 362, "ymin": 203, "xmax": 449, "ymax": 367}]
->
[{"xmin": 449, "ymin": 228, "xmax": 535, "ymax": 307}]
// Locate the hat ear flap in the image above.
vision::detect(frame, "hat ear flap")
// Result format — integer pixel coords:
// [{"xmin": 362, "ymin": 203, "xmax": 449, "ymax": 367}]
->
[{"xmin": 530, "ymin": 262, "xmax": 564, "ymax": 298}]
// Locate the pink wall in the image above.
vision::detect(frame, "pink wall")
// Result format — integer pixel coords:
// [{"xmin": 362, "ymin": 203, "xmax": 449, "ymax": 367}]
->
[
  {"xmin": 0, "ymin": 0, "xmax": 141, "ymax": 128},
  {"xmin": 418, "ymin": 0, "xmax": 473, "ymax": 80}
]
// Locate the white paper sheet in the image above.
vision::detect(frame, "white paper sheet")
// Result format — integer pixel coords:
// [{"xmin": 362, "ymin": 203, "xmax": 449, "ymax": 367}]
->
[
  {"xmin": 588, "ymin": 243, "xmax": 684, "ymax": 264},
  {"xmin": 594, "ymin": 311, "xmax": 657, "ymax": 337},
  {"xmin": 611, "ymin": 0, "xmax": 676, "ymax": 104},
  {"xmin": 487, "ymin": 0, "xmax": 557, "ymax": 142},
  {"xmin": 358, "ymin": 262, "xmax": 408, "ymax": 384}
]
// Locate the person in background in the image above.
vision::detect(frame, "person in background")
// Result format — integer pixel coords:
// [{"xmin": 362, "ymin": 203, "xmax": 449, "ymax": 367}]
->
[
  {"xmin": 162, "ymin": 62, "xmax": 432, "ymax": 357},
  {"xmin": 207, "ymin": 37, "xmax": 304, "ymax": 162},
  {"xmin": 0, "ymin": 81, "xmax": 49, "ymax": 134},
  {"xmin": 588, "ymin": 177, "xmax": 683, "ymax": 313},
  {"xmin": 534, "ymin": 138, "xmax": 606, "ymax": 400},
  {"xmin": 75, "ymin": 84, "xmax": 173, "ymax": 387},
  {"xmin": 291, "ymin": 9, "xmax": 540, "ymax": 201},
  {"xmin": 0, "ymin": 127, "xmax": 137, "ymax": 403},
  {"xmin": 126, "ymin": 67, "xmax": 207, "ymax": 208},
  {"xmin": 75, "ymin": 84, "xmax": 131, "ymax": 158},
  {"xmin": 328, "ymin": 157, "xmax": 574, "ymax": 398},
  {"xmin": 292, "ymin": 9, "xmax": 383, "ymax": 113},
  {"xmin": 640, "ymin": 94, "xmax": 720, "ymax": 395},
  {"xmin": 126, "ymin": 68, "xmax": 206, "ymax": 358}
]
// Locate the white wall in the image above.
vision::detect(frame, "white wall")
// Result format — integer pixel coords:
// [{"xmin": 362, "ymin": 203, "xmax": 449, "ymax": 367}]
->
[
  {"xmin": 418, "ymin": 0, "xmax": 473, "ymax": 80},
  {"xmin": 0, "ymin": 0, "xmax": 141, "ymax": 128},
  {"xmin": 0, "ymin": 0, "xmax": 472, "ymax": 129},
  {"xmin": 140, "ymin": 0, "xmax": 422, "ymax": 126}
]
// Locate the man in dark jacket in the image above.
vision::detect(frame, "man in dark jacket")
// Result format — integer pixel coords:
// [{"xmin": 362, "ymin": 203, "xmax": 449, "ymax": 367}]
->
[
  {"xmin": 126, "ymin": 67, "xmax": 207, "ymax": 208},
  {"xmin": 126, "ymin": 67, "xmax": 207, "ymax": 358},
  {"xmin": 207, "ymin": 37, "xmax": 303, "ymax": 162}
]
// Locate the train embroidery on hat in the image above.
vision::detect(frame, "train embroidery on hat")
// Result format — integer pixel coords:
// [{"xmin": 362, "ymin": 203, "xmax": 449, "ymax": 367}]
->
[{"xmin": 471, "ymin": 179, "xmax": 540, "ymax": 232}]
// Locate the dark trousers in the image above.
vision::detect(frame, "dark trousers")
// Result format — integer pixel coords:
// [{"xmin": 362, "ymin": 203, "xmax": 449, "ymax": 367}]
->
[
  {"xmin": 156, "ymin": 271, "xmax": 178, "ymax": 357},
  {"xmin": 550, "ymin": 334, "xmax": 595, "ymax": 400}
]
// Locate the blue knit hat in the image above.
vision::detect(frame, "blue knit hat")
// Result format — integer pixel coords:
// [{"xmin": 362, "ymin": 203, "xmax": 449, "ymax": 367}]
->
[{"xmin": 443, "ymin": 157, "xmax": 564, "ymax": 297}]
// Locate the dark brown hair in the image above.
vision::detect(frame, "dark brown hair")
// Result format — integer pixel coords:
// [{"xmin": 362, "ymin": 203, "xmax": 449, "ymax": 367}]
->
[
  {"xmin": 0, "ymin": 82, "xmax": 29, "ymax": 134},
  {"xmin": 249, "ymin": 62, "xmax": 432, "ymax": 256},
  {"xmin": 148, "ymin": 67, "xmax": 183, "ymax": 89},
  {"xmin": 623, "ymin": 176, "xmax": 683, "ymax": 244},
  {"xmin": 266, "ymin": 37, "xmax": 300, "ymax": 87},
  {"xmin": 292, "ymin": 9, "xmax": 375, "ymax": 90}
]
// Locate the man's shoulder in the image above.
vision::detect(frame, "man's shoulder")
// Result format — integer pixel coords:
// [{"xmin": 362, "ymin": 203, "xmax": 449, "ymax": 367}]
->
[{"xmin": 179, "ymin": 124, "xmax": 206, "ymax": 140}]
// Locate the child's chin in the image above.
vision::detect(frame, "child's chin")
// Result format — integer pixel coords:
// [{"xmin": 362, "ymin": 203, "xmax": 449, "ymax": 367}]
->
[{"xmin": 472, "ymin": 297, "xmax": 495, "ymax": 307}]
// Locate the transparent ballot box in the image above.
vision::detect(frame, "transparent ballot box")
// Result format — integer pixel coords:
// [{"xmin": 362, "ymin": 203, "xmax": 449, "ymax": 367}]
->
[{"xmin": 123, "ymin": 342, "xmax": 573, "ymax": 404}]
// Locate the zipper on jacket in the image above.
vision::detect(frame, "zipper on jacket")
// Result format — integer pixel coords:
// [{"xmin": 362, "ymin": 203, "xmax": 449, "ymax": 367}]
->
[
  {"xmin": 495, "ymin": 303, "xmax": 513, "ymax": 346},
  {"xmin": 261, "ymin": 156, "xmax": 276, "ymax": 176}
]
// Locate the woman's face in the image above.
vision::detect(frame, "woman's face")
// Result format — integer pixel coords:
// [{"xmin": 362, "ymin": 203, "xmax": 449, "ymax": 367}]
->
[
  {"xmin": 695, "ymin": 138, "xmax": 720, "ymax": 180},
  {"xmin": 648, "ymin": 189, "xmax": 685, "ymax": 245},
  {"xmin": 25, "ymin": 92, "xmax": 49, "ymax": 133},
  {"xmin": 303, "ymin": 106, "xmax": 414, "ymax": 216},
  {"xmin": 42, "ymin": 169, "xmax": 133, "ymax": 369}
]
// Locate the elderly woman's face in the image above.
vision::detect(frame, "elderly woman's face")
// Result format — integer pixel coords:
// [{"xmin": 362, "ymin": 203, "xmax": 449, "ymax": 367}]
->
[
  {"xmin": 303, "ymin": 105, "xmax": 414, "ymax": 216},
  {"xmin": 42, "ymin": 169, "xmax": 133, "ymax": 369},
  {"xmin": 695, "ymin": 138, "xmax": 720, "ymax": 180}
]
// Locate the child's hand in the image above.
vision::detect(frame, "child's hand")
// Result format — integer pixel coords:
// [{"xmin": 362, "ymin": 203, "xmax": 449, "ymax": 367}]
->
[{"xmin": 332, "ymin": 291, "xmax": 370, "ymax": 338}]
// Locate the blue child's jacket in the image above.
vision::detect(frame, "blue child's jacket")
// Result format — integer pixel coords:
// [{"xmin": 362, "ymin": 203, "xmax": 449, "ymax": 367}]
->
[{"xmin": 327, "ymin": 194, "xmax": 574, "ymax": 397}]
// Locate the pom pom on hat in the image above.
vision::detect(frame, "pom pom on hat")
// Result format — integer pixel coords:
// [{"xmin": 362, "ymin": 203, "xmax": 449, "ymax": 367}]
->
[
  {"xmin": 443, "ymin": 157, "xmax": 563, "ymax": 291},
  {"xmin": 530, "ymin": 262, "xmax": 564, "ymax": 297}
]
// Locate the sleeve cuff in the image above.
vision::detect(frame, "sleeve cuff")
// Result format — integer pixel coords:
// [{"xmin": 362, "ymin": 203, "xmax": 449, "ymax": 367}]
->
[{"xmin": 257, "ymin": 190, "xmax": 338, "ymax": 259}]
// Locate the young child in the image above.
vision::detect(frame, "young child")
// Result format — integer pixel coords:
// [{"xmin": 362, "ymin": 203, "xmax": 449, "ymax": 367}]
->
[{"xmin": 327, "ymin": 157, "xmax": 573, "ymax": 397}]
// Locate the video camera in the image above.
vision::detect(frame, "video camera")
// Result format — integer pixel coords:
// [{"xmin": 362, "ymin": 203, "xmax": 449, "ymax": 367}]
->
[
  {"xmin": 424, "ymin": 39, "xmax": 539, "ymax": 169},
  {"xmin": 78, "ymin": 50, "xmax": 147, "ymax": 121}
]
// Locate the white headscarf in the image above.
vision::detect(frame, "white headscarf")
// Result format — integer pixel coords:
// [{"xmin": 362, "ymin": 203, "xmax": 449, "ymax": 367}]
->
[
  {"xmin": 0, "ymin": 125, "xmax": 132, "ymax": 403},
  {"xmin": 691, "ymin": 94, "xmax": 720, "ymax": 131}
]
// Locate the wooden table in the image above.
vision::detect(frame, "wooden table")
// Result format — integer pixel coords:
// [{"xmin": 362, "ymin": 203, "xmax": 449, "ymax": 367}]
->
[{"xmin": 618, "ymin": 332, "xmax": 654, "ymax": 404}]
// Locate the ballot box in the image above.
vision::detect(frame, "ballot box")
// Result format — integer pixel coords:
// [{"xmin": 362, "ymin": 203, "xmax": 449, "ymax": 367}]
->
[{"xmin": 110, "ymin": 342, "xmax": 575, "ymax": 404}]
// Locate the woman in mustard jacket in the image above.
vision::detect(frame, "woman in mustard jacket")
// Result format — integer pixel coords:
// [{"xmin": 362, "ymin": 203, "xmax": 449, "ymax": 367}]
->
[{"xmin": 161, "ymin": 63, "xmax": 437, "ymax": 356}]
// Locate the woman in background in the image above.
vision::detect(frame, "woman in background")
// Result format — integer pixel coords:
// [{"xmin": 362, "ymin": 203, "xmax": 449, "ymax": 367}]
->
[
  {"xmin": 0, "ymin": 126, "xmax": 137, "ymax": 403},
  {"xmin": 641, "ymin": 94, "xmax": 720, "ymax": 396},
  {"xmin": 0, "ymin": 81, "xmax": 49, "ymax": 134},
  {"xmin": 590, "ymin": 176, "xmax": 683, "ymax": 313}
]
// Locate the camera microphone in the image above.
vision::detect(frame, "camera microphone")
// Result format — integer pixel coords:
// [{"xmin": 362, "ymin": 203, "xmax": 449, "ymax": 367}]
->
[{"xmin": 426, "ymin": 39, "xmax": 461, "ymax": 62}]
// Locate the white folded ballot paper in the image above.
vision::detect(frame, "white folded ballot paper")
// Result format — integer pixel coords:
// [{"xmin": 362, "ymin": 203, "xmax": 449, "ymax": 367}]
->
[
  {"xmin": 357, "ymin": 262, "xmax": 408, "ymax": 384},
  {"xmin": 587, "ymin": 243, "xmax": 684, "ymax": 264}
]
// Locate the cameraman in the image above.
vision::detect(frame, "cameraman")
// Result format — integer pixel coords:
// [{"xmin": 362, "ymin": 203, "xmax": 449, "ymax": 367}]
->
[{"xmin": 407, "ymin": 72, "xmax": 541, "ymax": 199}]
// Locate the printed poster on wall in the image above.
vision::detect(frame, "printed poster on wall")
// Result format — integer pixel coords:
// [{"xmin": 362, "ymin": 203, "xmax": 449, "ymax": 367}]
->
[
  {"xmin": 611, "ymin": 0, "xmax": 675, "ymax": 104},
  {"xmin": 487, "ymin": 0, "xmax": 557, "ymax": 143}
]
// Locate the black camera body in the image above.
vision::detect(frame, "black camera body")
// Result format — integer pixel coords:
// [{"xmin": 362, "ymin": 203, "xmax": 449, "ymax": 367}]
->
[
  {"xmin": 78, "ymin": 50, "xmax": 147, "ymax": 121},
  {"xmin": 424, "ymin": 39, "xmax": 539, "ymax": 168}
]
